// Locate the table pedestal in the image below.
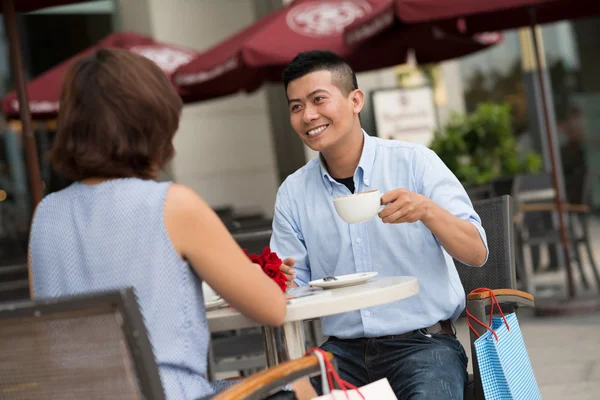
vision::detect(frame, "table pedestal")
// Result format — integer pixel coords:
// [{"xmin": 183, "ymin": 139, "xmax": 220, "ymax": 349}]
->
[{"xmin": 263, "ymin": 320, "xmax": 306, "ymax": 367}]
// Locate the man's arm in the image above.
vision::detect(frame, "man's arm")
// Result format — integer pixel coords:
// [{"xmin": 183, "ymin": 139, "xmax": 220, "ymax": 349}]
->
[
  {"xmin": 379, "ymin": 148, "xmax": 488, "ymax": 267},
  {"xmin": 419, "ymin": 149, "xmax": 488, "ymax": 267},
  {"xmin": 420, "ymin": 200, "xmax": 487, "ymax": 267},
  {"xmin": 270, "ymin": 184, "xmax": 310, "ymax": 287}
]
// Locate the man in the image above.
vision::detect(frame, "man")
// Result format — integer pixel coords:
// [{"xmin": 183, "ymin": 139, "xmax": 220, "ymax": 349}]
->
[
  {"xmin": 270, "ymin": 50, "xmax": 488, "ymax": 399},
  {"xmin": 559, "ymin": 107, "xmax": 588, "ymax": 205}
]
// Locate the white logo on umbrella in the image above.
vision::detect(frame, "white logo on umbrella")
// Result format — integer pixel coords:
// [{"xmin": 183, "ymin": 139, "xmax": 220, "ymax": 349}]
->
[
  {"xmin": 10, "ymin": 100, "xmax": 59, "ymax": 113},
  {"xmin": 130, "ymin": 46, "xmax": 195, "ymax": 73},
  {"xmin": 287, "ymin": 0, "xmax": 372, "ymax": 37}
]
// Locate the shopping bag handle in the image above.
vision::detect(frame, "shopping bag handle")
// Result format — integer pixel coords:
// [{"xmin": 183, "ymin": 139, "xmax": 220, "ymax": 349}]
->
[
  {"xmin": 306, "ymin": 348, "xmax": 365, "ymax": 399},
  {"xmin": 465, "ymin": 288, "xmax": 510, "ymax": 341}
]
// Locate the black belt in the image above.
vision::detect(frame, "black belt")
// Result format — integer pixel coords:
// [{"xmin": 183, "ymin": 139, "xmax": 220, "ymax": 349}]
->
[
  {"xmin": 327, "ymin": 320, "xmax": 456, "ymax": 342},
  {"xmin": 376, "ymin": 320, "xmax": 455, "ymax": 340}
]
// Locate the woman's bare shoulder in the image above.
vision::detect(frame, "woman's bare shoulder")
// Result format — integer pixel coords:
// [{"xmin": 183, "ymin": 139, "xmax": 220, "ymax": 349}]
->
[{"xmin": 165, "ymin": 183, "xmax": 210, "ymax": 214}]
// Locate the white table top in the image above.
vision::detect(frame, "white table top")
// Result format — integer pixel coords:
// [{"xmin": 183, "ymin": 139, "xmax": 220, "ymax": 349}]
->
[{"xmin": 206, "ymin": 276, "xmax": 419, "ymax": 332}]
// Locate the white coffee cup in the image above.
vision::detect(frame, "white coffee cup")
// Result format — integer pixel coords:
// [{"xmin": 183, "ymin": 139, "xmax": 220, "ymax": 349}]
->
[{"xmin": 333, "ymin": 189, "xmax": 385, "ymax": 224}]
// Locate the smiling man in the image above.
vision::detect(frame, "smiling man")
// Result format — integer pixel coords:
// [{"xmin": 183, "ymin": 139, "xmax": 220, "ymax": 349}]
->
[{"xmin": 270, "ymin": 50, "xmax": 488, "ymax": 399}]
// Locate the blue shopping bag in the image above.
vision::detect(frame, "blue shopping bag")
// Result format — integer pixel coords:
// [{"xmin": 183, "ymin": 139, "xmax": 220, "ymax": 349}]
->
[{"xmin": 467, "ymin": 289, "xmax": 542, "ymax": 400}]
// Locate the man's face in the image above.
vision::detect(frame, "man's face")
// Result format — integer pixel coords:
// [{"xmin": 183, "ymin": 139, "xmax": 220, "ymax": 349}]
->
[{"xmin": 286, "ymin": 70, "xmax": 361, "ymax": 152}]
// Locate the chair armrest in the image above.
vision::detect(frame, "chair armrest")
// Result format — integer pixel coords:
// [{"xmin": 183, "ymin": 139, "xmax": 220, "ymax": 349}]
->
[
  {"xmin": 519, "ymin": 202, "xmax": 589, "ymax": 213},
  {"xmin": 212, "ymin": 352, "xmax": 334, "ymax": 400},
  {"xmin": 467, "ymin": 289, "xmax": 535, "ymax": 309}
]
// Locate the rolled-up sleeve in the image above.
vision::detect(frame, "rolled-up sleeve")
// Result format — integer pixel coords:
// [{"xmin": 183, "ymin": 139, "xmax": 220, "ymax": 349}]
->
[
  {"xmin": 417, "ymin": 148, "xmax": 489, "ymax": 267},
  {"xmin": 270, "ymin": 183, "xmax": 311, "ymax": 286}
]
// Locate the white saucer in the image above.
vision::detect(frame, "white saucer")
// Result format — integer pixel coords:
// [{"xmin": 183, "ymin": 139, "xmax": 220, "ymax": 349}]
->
[
  {"xmin": 309, "ymin": 272, "xmax": 379, "ymax": 289},
  {"xmin": 205, "ymin": 297, "xmax": 227, "ymax": 311}
]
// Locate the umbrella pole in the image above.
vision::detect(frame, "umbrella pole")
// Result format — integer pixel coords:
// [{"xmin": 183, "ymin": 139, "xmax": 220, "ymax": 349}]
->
[
  {"xmin": 3, "ymin": 0, "xmax": 44, "ymax": 210},
  {"xmin": 528, "ymin": 14, "xmax": 575, "ymax": 299},
  {"xmin": 527, "ymin": 10, "xmax": 600, "ymax": 316}
]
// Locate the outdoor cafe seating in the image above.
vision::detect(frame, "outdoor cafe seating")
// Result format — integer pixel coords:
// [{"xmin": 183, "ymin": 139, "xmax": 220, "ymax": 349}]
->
[
  {"xmin": 203, "ymin": 195, "xmax": 540, "ymax": 399},
  {"xmin": 0, "ymin": 195, "xmax": 538, "ymax": 400}
]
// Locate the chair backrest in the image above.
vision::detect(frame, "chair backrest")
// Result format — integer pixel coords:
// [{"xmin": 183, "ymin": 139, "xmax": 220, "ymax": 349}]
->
[
  {"xmin": 490, "ymin": 176, "xmax": 514, "ymax": 197},
  {"xmin": 454, "ymin": 195, "xmax": 517, "ymax": 295},
  {"xmin": 0, "ymin": 263, "xmax": 29, "ymax": 303},
  {"xmin": 511, "ymin": 172, "xmax": 555, "ymax": 203},
  {"xmin": 0, "ymin": 288, "xmax": 165, "ymax": 400},
  {"xmin": 465, "ymin": 183, "xmax": 494, "ymax": 201},
  {"xmin": 233, "ymin": 228, "xmax": 273, "ymax": 255},
  {"xmin": 214, "ymin": 206, "xmax": 235, "ymax": 230}
]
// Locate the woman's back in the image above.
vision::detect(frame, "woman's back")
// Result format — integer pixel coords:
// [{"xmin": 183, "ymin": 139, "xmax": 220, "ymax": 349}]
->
[
  {"xmin": 30, "ymin": 178, "xmax": 212, "ymax": 399},
  {"xmin": 28, "ymin": 47, "xmax": 286, "ymax": 399}
]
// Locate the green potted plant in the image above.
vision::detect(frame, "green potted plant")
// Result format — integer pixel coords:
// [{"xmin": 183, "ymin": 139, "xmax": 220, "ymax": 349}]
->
[{"xmin": 430, "ymin": 102, "xmax": 542, "ymax": 189}]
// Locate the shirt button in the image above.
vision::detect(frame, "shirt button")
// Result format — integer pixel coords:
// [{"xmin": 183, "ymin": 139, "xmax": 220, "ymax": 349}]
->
[
  {"xmin": 364, "ymin": 311, "xmax": 371, "ymax": 317},
  {"xmin": 356, "ymin": 238, "xmax": 362, "ymax": 243}
]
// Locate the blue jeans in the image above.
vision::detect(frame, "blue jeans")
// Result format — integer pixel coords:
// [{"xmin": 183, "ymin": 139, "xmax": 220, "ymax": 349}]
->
[{"xmin": 314, "ymin": 329, "xmax": 468, "ymax": 400}]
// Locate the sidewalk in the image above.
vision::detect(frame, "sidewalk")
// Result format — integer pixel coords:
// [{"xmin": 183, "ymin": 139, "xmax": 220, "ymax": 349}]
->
[
  {"xmin": 455, "ymin": 216, "xmax": 600, "ymax": 399},
  {"xmin": 455, "ymin": 311, "xmax": 600, "ymax": 399}
]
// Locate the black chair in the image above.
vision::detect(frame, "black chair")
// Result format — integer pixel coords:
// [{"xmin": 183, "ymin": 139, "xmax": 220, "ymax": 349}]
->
[
  {"xmin": 455, "ymin": 195, "xmax": 536, "ymax": 400},
  {"xmin": 0, "ymin": 237, "xmax": 29, "ymax": 303},
  {"xmin": 455, "ymin": 196, "xmax": 519, "ymax": 298},
  {"xmin": 0, "ymin": 288, "xmax": 165, "ymax": 399},
  {"xmin": 513, "ymin": 172, "xmax": 600, "ymax": 295},
  {"xmin": 563, "ymin": 171, "xmax": 600, "ymax": 291},
  {"xmin": 512, "ymin": 172, "xmax": 562, "ymax": 289},
  {"xmin": 233, "ymin": 228, "xmax": 274, "ymax": 255},
  {"xmin": 464, "ymin": 183, "xmax": 494, "ymax": 201},
  {"xmin": 233, "ymin": 216, "xmax": 273, "ymax": 232},
  {"xmin": 0, "ymin": 262, "xmax": 29, "ymax": 303},
  {"xmin": 207, "ymin": 229, "xmax": 274, "ymax": 380},
  {"xmin": 0, "ymin": 287, "xmax": 333, "ymax": 400},
  {"xmin": 214, "ymin": 206, "xmax": 235, "ymax": 230},
  {"xmin": 490, "ymin": 176, "xmax": 515, "ymax": 198}
]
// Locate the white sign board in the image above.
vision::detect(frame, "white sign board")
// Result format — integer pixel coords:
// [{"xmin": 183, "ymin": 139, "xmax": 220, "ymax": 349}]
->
[{"xmin": 372, "ymin": 86, "xmax": 437, "ymax": 147}]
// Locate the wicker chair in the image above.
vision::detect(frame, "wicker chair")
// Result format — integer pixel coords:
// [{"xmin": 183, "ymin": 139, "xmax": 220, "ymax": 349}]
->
[{"xmin": 455, "ymin": 195, "xmax": 535, "ymax": 400}]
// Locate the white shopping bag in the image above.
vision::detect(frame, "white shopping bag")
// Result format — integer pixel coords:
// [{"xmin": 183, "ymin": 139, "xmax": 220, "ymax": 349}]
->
[
  {"xmin": 312, "ymin": 378, "xmax": 397, "ymax": 400},
  {"xmin": 308, "ymin": 348, "xmax": 397, "ymax": 400}
]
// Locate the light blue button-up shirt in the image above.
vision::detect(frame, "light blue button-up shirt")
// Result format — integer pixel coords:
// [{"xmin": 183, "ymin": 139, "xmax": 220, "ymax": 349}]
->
[{"xmin": 270, "ymin": 131, "xmax": 488, "ymax": 339}]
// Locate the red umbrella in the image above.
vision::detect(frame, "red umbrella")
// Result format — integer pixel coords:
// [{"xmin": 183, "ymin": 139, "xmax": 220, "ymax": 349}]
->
[
  {"xmin": 0, "ymin": 0, "xmax": 91, "ymax": 12},
  {"xmin": 344, "ymin": 0, "xmax": 599, "ymax": 38},
  {"xmin": 173, "ymin": 0, "xmax": 499, "ymax": 102},
  {"xmin": 1, "ymin": 0, "xmax": 94, "ymax": 207},
  {"xmin": 2, "ymin": 31, "xmax": 199, "ymax": 119},
  {"xmin": 346, "ymin": 0, "xmax": 600, "ymax": 302},
  {"xmin": 391, "ymin": 0, "xmax": 600, "ymax": 31}
]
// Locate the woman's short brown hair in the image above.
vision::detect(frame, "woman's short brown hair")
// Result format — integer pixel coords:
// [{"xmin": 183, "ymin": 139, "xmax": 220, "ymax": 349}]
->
[{"xmin": 50, "ymin": 47, "xmax": 183, "ymax": 181}]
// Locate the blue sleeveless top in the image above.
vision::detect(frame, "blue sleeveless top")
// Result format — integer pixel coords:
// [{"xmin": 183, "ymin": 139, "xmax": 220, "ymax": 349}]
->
[{"xmin": 29, "ymin": 178, "xmax": 214, "ymax": 399}]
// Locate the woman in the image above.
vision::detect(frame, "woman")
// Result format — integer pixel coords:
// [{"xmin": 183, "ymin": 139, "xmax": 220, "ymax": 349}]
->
[{"xmin": 28, "ymin": 48, "xmax": 287, "ymax": 399}]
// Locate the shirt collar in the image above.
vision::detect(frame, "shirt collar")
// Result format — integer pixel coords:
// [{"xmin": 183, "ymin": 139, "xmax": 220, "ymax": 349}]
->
[{"xmin": 319, "ymin": 130, "xmax": 377, "ymax": 195}]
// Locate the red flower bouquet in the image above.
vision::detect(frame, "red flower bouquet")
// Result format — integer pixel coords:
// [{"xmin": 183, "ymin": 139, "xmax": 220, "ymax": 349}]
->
[{"xmin": 244, "ymin": 246, "xmax": 287, "ymax": 292}]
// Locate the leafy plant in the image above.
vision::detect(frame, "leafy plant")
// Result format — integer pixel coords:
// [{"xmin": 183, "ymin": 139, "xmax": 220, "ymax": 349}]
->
[{"xmin": 430, "ymin": 102, "xmax": 542, "ymax": 186}]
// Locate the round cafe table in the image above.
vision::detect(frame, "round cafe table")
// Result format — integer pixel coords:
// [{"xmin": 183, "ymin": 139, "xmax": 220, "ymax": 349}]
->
[{"xmin": 206, "ymin": 276, "xmax": 419, "ymax": 366}]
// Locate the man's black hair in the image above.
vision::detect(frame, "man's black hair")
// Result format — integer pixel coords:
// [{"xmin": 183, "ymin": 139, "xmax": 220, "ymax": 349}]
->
[{"xmin": 282, "ymin": 50, "xmax": 358, "ymax": 97}]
